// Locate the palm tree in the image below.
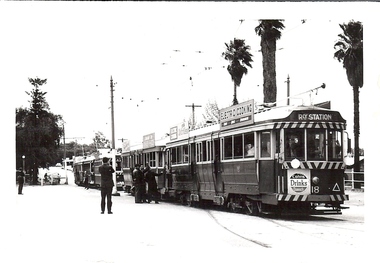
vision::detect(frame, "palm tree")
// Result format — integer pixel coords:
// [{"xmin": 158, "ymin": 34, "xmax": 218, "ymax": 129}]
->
[
  {"xmin": 222, "ymin": 38, "xmax": 253, "ymax": 105},
  {"xmin": 255, "ymin": 19, "xmax": 285, "ymax": 105},
  {"xmin": 334, "ymin": 20, "xmax": 363, "ymax": 188}
]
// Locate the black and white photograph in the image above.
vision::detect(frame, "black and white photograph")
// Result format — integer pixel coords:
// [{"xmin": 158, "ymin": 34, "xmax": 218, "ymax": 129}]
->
[{"xmin": 3, "ymin": 1, "xmax": 377, "ymax": 262}]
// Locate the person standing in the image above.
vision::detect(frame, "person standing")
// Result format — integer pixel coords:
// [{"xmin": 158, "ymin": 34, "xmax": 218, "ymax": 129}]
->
[
  {"xmin": 16, "ymin": 167, "xmax": 25, "ymax": 195},
  {"xmin": 84, "ymin": 171, "xmax": 89, "ymax": 190},
  {"xmin": 99, "ymin": 157, "xmax": 115, "ymax": 214},
  {"xmin": 132, "ymin": 164, "xmax": 144, "ymax": 203},
  {"xmin": 145, "ymin": 168, "xmax": 160, "ymax": 204}
]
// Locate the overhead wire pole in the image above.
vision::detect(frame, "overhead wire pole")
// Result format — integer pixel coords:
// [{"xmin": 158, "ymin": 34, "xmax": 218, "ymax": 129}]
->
[
  {"xmin": 185, "ymin": 103, "xmax": 202, "ymax": 130},
  {"xmin": 110, "ymin": 76, "xmax": 115, "ymax": 150},
  {"xmin": 110, "ymin": 76, "xmax": 119, "ymax": 196},
  {"xmin": 286, "ymin": 75, "xmax": 290, "ymax": 105}
]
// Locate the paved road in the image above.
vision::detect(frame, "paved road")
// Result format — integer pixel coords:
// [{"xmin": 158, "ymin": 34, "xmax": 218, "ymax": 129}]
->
[{"xmin": 5, "ymin": 182, "xmax": 367, "ymax": 263}]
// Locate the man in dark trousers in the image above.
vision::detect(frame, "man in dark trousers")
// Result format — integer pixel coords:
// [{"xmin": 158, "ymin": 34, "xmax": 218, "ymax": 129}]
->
[
  {"xmin": 144, "ymin": 163, "xmax": 160, "ymax": 204},
  {"xmin": 16, "ymin": 167, "xmax": 25, "ymax": 195},
  {"xmin": 99, "ymin": 157, "xmax": 115, "ymax": 214},
  {"xmin": 132, "ymin": 164, "xmax": 144, "ymax": 203}
]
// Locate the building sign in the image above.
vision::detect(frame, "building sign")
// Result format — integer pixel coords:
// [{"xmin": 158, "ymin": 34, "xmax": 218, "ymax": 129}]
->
[
  {"xmin": 287, "ymin": 169, "xmax": 311, "ymax": 195},
  {"xmin": 220, "ymin": 99, "xmax": 254, "ymax": 130},
  {"xmin": 143, "ymin": 133, "xmax": 155, "ymax": 149},
  {"xmin": 170, "ymin": 122, "xmax": 189, "ymax": 141}
]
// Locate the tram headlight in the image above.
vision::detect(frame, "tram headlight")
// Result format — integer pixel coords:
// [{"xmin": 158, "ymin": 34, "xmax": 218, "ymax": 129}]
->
[
  {"xmin": 312, "ymin": 176, "xmax": 320, "ymax": 185},
  {"xmin": 290, "ymin": 158, "xmax": 301, "ymax": 169}
]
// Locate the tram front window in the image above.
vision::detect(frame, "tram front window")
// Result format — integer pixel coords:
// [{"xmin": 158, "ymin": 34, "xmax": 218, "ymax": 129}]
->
[
  {"xmin": 285, "ymin": 129, "xmax": 304, "ymax": 160},
  {"xmin": 260, "ymin": 131, "xmax": 271, "ymax": 158},
  {"xmin": 307, "ymin": 130, "xmax": 326, "ymax": 160},
  {"xmin": 328, "ymin": 130, "xmax": 342, "ymax": 160}
]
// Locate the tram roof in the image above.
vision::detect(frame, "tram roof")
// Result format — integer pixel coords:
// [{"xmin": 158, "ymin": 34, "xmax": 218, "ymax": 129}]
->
[{"xmin": 253, "ymin": 104, "xmax": 346, "ymax": 124}]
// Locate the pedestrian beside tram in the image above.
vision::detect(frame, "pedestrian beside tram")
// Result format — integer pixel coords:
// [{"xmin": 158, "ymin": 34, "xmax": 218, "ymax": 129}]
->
[
  {"xmin": 99, "ymin": 157, "xmax": 115, "ymax": 214},
  {"xmin": 143, "ymin": 163, "xmax": 160, "ymax": 204},
  {"xmin": 84, "ymin": 171, "xmax": 89, "ymax": 190},
  {"xmin": 17, "ymin": 167, "xmax": 25, "ymax": 195},
  {"xmin": 133, "ymin": 164, "xmax": 145, "ymax": 203}
]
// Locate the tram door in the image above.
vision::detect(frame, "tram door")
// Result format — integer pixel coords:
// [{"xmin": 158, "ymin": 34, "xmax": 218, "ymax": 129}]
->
[
  {"xmin": 190, "ymin": 142, "xmax": 198, "ymax": 190},
  {"xmin": 213, "ymin": 139, "xmax": 223, "ymax": 193},
  {"xmin": 258, "ymin": 131, "xmax": 276, "ymax": 193}
]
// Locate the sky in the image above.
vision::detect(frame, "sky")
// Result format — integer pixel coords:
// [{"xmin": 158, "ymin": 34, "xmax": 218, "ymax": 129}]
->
[{"xmin": 3, "ymin": 1, "xmax": 379, "ymax": 157}]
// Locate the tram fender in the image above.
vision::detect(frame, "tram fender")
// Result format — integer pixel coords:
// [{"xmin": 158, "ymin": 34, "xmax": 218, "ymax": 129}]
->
[
  {"xmin": 260, "ymin": 194, "xmax": 279, "ymax": 205},
  {"xmin": 246, "ymin": 195, "xmax": 261, "ymax": 202}
]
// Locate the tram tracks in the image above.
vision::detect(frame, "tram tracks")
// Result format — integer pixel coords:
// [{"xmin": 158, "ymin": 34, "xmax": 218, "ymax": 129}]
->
[
  {"xmin": 206, "ymin": 209, "xmax": 272, "ymax": 248},
  {"xmin": 206, "ymin": 208, "xmax": 364, "ymax": 248}
]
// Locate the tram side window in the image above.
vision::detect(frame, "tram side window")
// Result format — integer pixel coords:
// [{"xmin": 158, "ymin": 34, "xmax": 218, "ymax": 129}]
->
[
  {"xmin": 178, "ymin": 146, "xmax": 183, "ymax": 164},
  {"xmin": 202, "ymin": 141, "xmax": 207, "ymax": 161},
  {"xmin": 208, "ymin": 141, "xmax": 213, "ymax": 161},
  {"xmin": 260, "ymin": 131, "xmax": 271, "ymax": 158},
  {"xmin": 285, "ymin": 129, "xmax": 304, "ymax": 160},
  {"xmin": 183, "ymin": 144, "xmax": 189, "ymax": 163},
  {"xmin": 158, "ymin": 152, "xmax": 163, "ymax": 167},
  {"xmin": 196, "ymin": 143, "xmax": 201, "ymax": 162},
  {"xmin": 150, "ymin": 152, "xmax": 156, "ymax": 167},
  {"xmin": 328, "ymin": 130, "xmax": 342, "ymax": 160},
  {"xmin": 224, "ymin": 136, "xmax": 233, "ymax": 160},
  {"xmin": 234, "ymin": 134, "xmax": 243, "ymax": 159},
  {"xmin": 307, "ymin": 130, "xmax": 326, "ymax": 160},
  {"xmin": 171, "ymin": 148, "xmax": 177, "ymax": 164},
  {"xmin": 244, "ymin": 132, "xmax": 255, "ymax": 157}
]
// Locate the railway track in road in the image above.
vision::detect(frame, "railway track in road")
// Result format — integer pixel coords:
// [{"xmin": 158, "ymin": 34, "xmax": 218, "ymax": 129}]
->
[
  {"xmin": 206, "ymin": 209, "xmax": 272, "ymax": 248},
  {"xmin": 205, "ymin": 208, "xmax": 364, "ymax": 249}
]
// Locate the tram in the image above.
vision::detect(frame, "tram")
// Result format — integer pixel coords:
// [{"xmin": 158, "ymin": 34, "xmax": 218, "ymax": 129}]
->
[
  {"xmin": 121, "ymin": 133, "xmax": 168, "ymax": 194},
  {"xmin": 73, "ymin": 151, "xmax": 124, "ymax": 190},
  {"xmin": 73, "ymin": 156, "xmax": 95, "ymax": 187},
  {"xmin": 163, "ymin": 99, "xmax": 349, "ymax": 215}
]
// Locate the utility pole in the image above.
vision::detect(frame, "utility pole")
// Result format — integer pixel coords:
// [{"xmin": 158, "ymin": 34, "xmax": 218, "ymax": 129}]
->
[
  {"xmin": 110, "ymin": 76, "xmax": 119, "ymax": 196},
  {"xmin": 286, "ymin": 75, "xmax": 290, "ymax": 105},
  {"xmin": 62, "ymin": 123, "xmax": 67, "ymax": 184},
  {"xmin": 110, "ymin": 76, "xmax": 115, "ymax": 149},
  {"xmin": 185, "ymin": 103, "xmax": 202, "ymax": 130}
]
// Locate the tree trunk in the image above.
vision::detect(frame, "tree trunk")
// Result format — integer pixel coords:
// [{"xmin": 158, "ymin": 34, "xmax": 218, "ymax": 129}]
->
[
  {"xmin": 353, "ymin": 86, "xmax": 361, "ymax": 189},
  {"xmin": 261, "ymin": 39, "xmax": 277, "ymax": 104},
  {"xmin": 232, "ymin": 83, "xmax": 238, "ymax": 105}
]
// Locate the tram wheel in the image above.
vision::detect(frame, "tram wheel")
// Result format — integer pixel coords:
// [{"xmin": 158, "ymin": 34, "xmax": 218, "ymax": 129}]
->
[
  {"xmin": 227, "ymin": 199, "xmax": 239, "ymax": 213},
  {"xmin": 245, "ymin": 201, "xmax": 262, "ymax": 216}
]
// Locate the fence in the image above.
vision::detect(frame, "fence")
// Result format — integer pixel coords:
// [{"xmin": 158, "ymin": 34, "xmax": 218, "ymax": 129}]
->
[{"xmin": 344, "ymin": 169, "xmax": 365, "ymax": 190}]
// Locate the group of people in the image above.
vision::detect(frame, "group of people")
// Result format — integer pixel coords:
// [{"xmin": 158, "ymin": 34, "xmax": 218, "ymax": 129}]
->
[
  {"xmin": 132, "ymin": 163, "xmax": 160, "ymax": 204},
  {"xmin": 98, "ymin": 157, "xmax": 161, "ymax": 215}
]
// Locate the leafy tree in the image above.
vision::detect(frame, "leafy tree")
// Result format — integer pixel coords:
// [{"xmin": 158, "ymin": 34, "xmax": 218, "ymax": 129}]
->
[
  {"xmin": 93, "ymin": 131, "xmax": 110, "ymax": 149},
  {"xmin": 201, "ymin": 100, "xmax": 219, "ymax": 125},
  {"xmin": 255, "ymin": 19, "xmax": 285, "ymax": 105},
  {"xmin": 222, "ymin": 38, "xmax": 253, "ymax": 105},
  {"xmin": 334, "ymin": 20, "xmax": 363, "ymax": 188},
  {"xmin": 16, "ymin": 77, "xmax": 64, "ymax": 184}
]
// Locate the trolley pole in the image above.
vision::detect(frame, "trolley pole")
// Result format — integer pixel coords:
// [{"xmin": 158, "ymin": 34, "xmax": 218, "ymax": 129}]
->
[{"xmin": 110, "ymin": 76, "xmax": 119, "ymax": 196}]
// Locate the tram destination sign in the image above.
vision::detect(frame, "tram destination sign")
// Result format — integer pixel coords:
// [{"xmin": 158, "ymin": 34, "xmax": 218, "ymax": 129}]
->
[
  {"xmin": 220, "ymin": 99, "xmax": 254, "ymax": 130},
  {"xmin": 287, "ymin": 110, "xmax": 345, "ymax": 123}
]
